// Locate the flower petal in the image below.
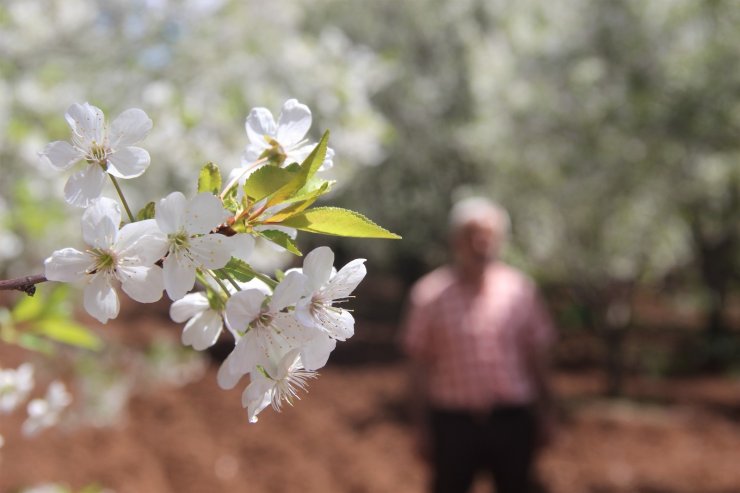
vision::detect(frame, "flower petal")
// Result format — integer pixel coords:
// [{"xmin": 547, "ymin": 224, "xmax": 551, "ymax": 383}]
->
[
  {"xmin": 163, "ymin": 254, "xmax": 196, "ymax": 300},
  {"xmin": 276, "ymin": 99, "xmax": 312, "ymax": 146},
  {"xmin": 109, "ymin": 108, "xmax": 152, "ymax": 148},
  {"xmin": 116, "ymin": 219, "xmax": 168, "ymax": 264},
  {"xmin": 156, "ymin": 191, "xmax": 186, "ymax": 234},
  {"xmin": 226, "ymin": 233, "xmax": 255, "ymax": 263},
  {"xmin": 170, "ymin": 292, "xmax": 210, "ymax": 323},
  {"xmin": 184, "ymin": 192, "xmax": 229, "ymax": 234},
  {"xmin": 64, "ymin": 164, "xmax": 106, "ymax": 208},
  {"xmin": 323, "ymin": 258, "xmax": 367, "ymax": 300},
  {"xmin": 118, "ymin": 265, "xmax": 164, "ymax": 303},
  {"xmin": 39, "ymin": 141, "xmax": 84, "ymax": 171},
  {"xmin": 83, "ymin": 274, "xmax": 119, "ymax": 323},
  {"xmin": 245, "ymin": 107, "xmax": 277, "ymax": 144},
  {"xmin": 217, "ymin": 349, "xmax": 245, "ymax": 390},
  {"xmin": 188, "ymin": 235, "xmax": 233, "ymax": 269},
  {"xmin": 81, "ymin": 197, "xmax": 120, "ymax": 249},
  {"xmin": 300, "ymin": 332, "xmax": 336, "ymax": 371},
  {"xmin": 225, "ymin": 289, "xmax": 265, "ymax": 330},
  {"xmin": 242, "ymin": 375, "xmax": 273, "ymax": 423},
  {"xmin": 269, "ymin": 271, "xmax": 306, "ymax": 312},
  {"xmin": 302, "ymin": 246, "xmax": 334, "ymax": 292},
  {"xmin": 44, "ymin": 248, "xmax": 90, "ymax": 282},
  {"xmin": 65, "ymin": 102, "xmax": 104, "ymax": 148},
  {"xmin": 182, "ymin": 309, "xmax": 223, "ymax": 350},
  {"xmin": 106, "ymin": 147, "xmax": 150, "ymax": 179}
]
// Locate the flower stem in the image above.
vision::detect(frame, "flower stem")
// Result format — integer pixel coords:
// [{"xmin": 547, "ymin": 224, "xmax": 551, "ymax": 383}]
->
[
  {"xmin": 220, "ymin": 271, "xmax": 241, "ymax": 292},
  {"xmin": 108, "ymin": 175, "xmax": 135, "ymax": 223},
  {"xmin": 205, "ymin": 269, "xmax": 232, "ymax": 298}
]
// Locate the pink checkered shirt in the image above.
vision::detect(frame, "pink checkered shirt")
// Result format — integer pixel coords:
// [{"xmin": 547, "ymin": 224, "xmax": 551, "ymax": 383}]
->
[{"xmin": 402, "ymin": 263, "xmax": 555, "ymax": 411}]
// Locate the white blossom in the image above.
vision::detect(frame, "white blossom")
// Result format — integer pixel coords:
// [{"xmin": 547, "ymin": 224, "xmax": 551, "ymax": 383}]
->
[
  {"xmin": 170, "ymin": 292, "xmax": 224, "ymax": 351},
  {"xmin": 295, "ymin": 246, "xmax": 366, "ymax": 342},
  {"xmin": 22, "ymin": 381, "xmax": 72, "ymax": 436},
  {"xmin": 0, "ymin": 363, "xmax": 34, "ymax": 414},
  {"xmin": 242, "ymin": 348, "xmax": 316, "ymax": 423},
  {"xmin": 155, "ymin": 191, "xmax": 250, "ymax": 300},
  {"xmin": 44, "ymin": 197, "xmax": 166, "ymax": 323},
  {"xmin": 39, "ymin": 103, "xmax": 153, "ymax": 207}
]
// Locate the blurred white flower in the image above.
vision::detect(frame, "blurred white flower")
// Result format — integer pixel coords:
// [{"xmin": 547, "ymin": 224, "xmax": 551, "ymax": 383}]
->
[
  {"xmin": 0, "ymin": 363, "xmax": 34, "ymax": 414},
  {"xmin": 39, "ymin": 102, "xmax": 153, "ymax": 207},
  {"xmin": 242, "ymin": 348, "xmax": 316, "ymax": 423},
  {"xmin": 44, "ymin": 197, "xmax": 166, "ymax": 323},
  {"xmin": 22, "ymin": 381, "xmax": 72, "ymax": 436}
]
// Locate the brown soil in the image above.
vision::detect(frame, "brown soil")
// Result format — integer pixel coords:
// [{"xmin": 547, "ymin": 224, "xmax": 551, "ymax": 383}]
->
[{"xmin": 2, "ymin": 315, "xmax": 740, "ymax": 493}]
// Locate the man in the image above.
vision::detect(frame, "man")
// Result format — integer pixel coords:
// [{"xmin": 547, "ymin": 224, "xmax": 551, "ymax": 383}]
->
[{"xmin": 401, "ymin": 197, "xmax": 556, "ymax": 493}]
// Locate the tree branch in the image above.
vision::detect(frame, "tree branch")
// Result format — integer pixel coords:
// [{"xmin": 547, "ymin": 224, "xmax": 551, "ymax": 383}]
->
[{"xmin": 0, "ymin": 274, "xmax": 48, "ymax": 296}]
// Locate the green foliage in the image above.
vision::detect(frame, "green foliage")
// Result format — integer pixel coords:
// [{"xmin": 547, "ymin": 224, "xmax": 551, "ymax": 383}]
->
[
  {"xmin": 198, "ymin": 162, "xmax": 222, "ymax": 195},
  {"xmin": 280, "ymin": 207, "xmax": 402, "ymax": 239},
  {"xmin": 136, "ymin": 202, "xmax": 156, "ymax": 221},
  {"xmin": 2, "ymin": 285, "xmax": 102, "ymax": 352},
  {"xmin": 256, "ymin": 229, "xmax": 302, "ymax": 255}
]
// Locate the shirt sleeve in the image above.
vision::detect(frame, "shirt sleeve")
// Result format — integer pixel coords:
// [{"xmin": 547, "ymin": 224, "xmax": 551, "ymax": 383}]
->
[
  {"xmin": 521, "ymin": 287, "xmax": 557, "ymax": 357},
  {"xmin": 400, "ymin": 286, "xmax": 435, "ymax": 362}
]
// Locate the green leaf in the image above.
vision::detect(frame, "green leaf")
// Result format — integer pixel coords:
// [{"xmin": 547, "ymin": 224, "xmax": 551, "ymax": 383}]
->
[
  {"xmin": 33, "ymin": 318, "xmax": 103, "ymax": 351},
  {"xmin": 136, "ymin": 201, "xmax": 156, "ymax": 221},
  {"xmin": 262, "ymin": 181, "xmax": 332, "ymax": 224},
  {"xmin": 198, "ymin": 162, "xmax": 222, "ymax": 195},
  {"xmin": 267, "ymin": 131, "xmax": 329, "ymax": 207},
  {"xmin": 243, "ymin": 165, "xmax": 296, "ymax": 202},
  {"xmin": 280, "ymin": 207, "xmax": 402, "ymax": 239},
  {"xmin": 257, "ymin": 229, "xmax": 303, "ymax": 255},
  {"xmin": 17, "ymin": 332, "xmax": 55, "ymax": 355},
  {"xmin": 215, "ymin": 258, "xmax": 257, "ymax": 283},
  {"xmin": 11, "ymin": 290, "xmax": 44, "ymax": 323}
]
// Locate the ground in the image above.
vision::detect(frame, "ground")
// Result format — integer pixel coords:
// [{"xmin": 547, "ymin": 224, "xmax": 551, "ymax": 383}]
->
[{"xmin": 2, "ymin": 314, "xmax": 740, "ymax": 493}]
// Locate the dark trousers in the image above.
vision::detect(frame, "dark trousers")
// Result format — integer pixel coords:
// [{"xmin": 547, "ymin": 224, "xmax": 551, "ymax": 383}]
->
[{"xmin": 429, "ymin": 405, "xmax": 537, "ymax": 493}]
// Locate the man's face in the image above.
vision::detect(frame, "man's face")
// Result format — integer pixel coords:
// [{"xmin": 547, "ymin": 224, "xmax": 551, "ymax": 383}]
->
[{"xmin": 453, "ymin": 217, "xmax": 500, "ymax": 271}]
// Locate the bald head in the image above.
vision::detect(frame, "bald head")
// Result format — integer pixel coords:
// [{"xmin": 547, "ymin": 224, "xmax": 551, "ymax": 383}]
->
[{"xmin": 449, "ymin": 197, "xmax": 509, "ymax": 277}]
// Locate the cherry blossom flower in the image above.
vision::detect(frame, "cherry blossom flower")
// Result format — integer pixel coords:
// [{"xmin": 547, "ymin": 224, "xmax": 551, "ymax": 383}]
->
[
  {"xmin": 44, "ymin": 198, "xmax": 166, "ymax": 323},
  {"xmin": 241, "ymin": 349, "xmax": 316, "ymax": 423},
  {"xmin": 217, "ymin": 271, "xmax": 312, "ymax": 390},
  {"xmin": 39, "ymin": 102, "xmax": 153, "ymax": 207},
  {"xmin": 155, "ymin": 191, "xmax": 250, "ymax": 300},
  {"xmin": 22, "ymin": 381, "xmax": 72, "ymax": 436},
  {"xmin": 170, "ymin": 292, "xmax": 224, "ymax": 351},
  {"xmin": 0, "ymin": 363, "xmax": 34, "ymax": 414},
  {"xmin": 295, "ymin": 246, "xmax": 366, "ymax": 342}
]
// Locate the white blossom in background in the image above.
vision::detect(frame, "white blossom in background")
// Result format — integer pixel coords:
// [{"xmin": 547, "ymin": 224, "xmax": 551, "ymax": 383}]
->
[
  {"xmin": 0, "ymin": 363, "xmax": 34, "ymax": 414},
  {"xmin": 44, "ymin": 197, "xmax": 167, "ymax": 323},
  {"xmin": 38, "ymin": 103, "xmax": 153, "ymax": 208},
  {"xmin": 22, "ymin": 381, "xmax": 72, "ymax": 436},
  {"xmin": 242, "ymin": 348, "xmax": 316, "ymax": 423},
  {"xmin": 155, "ymin": 191, "xmax": 250, "ymax": 300}
]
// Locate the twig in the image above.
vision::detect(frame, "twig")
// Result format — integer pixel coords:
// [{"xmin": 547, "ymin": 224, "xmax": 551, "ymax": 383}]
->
[{"xmin": 0, "ymin": 274, "xmax": 48, "ymax": 296}]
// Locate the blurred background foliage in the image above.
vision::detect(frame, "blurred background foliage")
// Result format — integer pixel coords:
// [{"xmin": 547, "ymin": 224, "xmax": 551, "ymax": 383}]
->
[{"xmin": 1, "ymin": 0, "xmax": 739, "ymax": 385}]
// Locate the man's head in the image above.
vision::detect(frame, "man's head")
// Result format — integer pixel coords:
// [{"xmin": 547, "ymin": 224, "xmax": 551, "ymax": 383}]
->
[{"xmin": 448, "ymin": 197, "xmax": 509, "ymax": 276}]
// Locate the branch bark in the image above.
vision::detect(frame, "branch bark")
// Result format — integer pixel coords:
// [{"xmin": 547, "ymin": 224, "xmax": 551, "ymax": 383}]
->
[{"xmin": 0, "ymin": 274, "xmax": 48, "ymax": 296}]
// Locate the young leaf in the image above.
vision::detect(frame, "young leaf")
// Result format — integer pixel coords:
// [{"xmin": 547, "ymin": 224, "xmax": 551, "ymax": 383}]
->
[
  {"xmin": 33, "ymin": 318, "xmax": 103, "ymax": 351},
  {"xmin": 136, "ymin": 201, "xmax": 156, "ymax": 221},
  {"xmin": 267, "ymin": 131, "xmax": 329, "ymax": 207},
  {"xmin": 280, "ymin": 207, "xmax": 402, "ymax": 239},
  {"xmin": 261, "ymin": 181, "xmax": 332, "ymax": 224},
  {"xmin": 243, "ymin": 165, "xmax": 296, "ymax": 202},
  {"xmin": 257, "ymin": 229, "xmax": 303, "ymax": 255},
  {"xmin": 198, "ymin": 162, "xmax": 222, "ymax": 195},
  {"xmin": 215, "ymin": 258, "xmax": 257, "ymax": 283}
]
